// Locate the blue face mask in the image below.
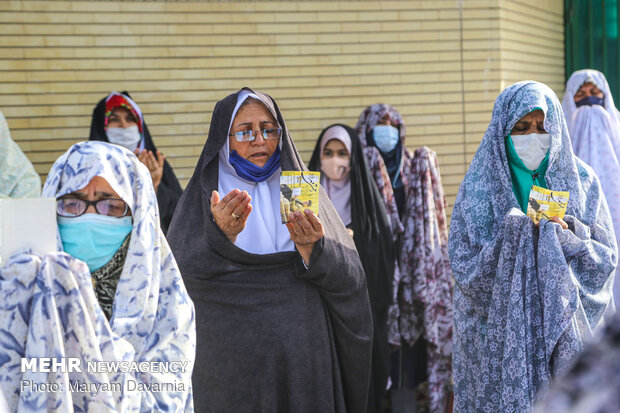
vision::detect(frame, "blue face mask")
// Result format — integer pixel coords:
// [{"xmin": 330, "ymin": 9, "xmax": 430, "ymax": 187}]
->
[
  {"xmin": 372, "ymin": 125, "xmax": 400, "ymax": 153},
  {"xmin": 575, "ymin": 95, "xmax": 605, "ymax": 108},
  {"xmin": 58, "ymin": 214, "xmax": 133, "ymax": 272},
  {"xmin": 229, "ymin": 145, "xmax": 281, "ymax": 183}
]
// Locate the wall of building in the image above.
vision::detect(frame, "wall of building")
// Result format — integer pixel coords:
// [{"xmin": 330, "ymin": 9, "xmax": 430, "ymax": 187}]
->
[
  {"xmin": 499, "ymin": 0, "xmax": 565, "ymax": 92},
  {"xmin": 0, "ymin": 0, "xmax": 564, "ymax": 219}
]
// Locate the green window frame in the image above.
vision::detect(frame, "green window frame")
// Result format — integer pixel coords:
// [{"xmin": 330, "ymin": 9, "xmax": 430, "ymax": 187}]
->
[{"xmin": 565, "ymin": 0, "xmax": 620, "ymax": 108}]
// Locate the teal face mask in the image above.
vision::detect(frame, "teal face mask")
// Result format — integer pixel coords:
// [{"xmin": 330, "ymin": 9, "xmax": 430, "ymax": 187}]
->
[{"xmin": 58, "ymin": 214, "xmax": 133, "ymax": 272}]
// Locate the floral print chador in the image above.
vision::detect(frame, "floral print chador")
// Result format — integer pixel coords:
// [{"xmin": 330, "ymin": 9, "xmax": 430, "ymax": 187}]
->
[
  {"xmin": 449, "ymin": 81, "xmax": 617, "ymax": 412},
  {"xmin": 356, "ymin": 104, "xmax": 454, "ymax": 412}
]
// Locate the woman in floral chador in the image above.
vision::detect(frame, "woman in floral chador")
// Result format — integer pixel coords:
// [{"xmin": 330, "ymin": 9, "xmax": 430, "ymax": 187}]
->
[
  {"xmin": 561, "ymin": 69, "xmax": 620, "ymax": 304},
  {"xmin": 449, "ymin": 81, "xmax": 617, "ymax": 412},
  {"xmin": 0, "ymin": 141, "xmax": 195, "ymax": 412},
  {"xmin": 356, "ymin": 104, "xmax": 453, "ymax": 412}
]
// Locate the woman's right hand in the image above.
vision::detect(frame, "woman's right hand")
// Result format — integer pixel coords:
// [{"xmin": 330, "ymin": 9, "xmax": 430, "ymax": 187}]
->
[
  {"xmin": 211, "ymin": 189, "xmax": 252, "ymax": 243},
  {"xmin": 135, "ymin": 149, "xmax": 165, "ymax": 191}
]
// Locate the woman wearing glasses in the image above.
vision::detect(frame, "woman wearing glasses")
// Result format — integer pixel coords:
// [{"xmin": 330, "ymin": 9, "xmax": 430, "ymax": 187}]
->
[
  {"xmin": 167, "ymin": 88, "xmax": 373, "ymax": 413},
  {"xmin": 0, "ymin": 141, "xmax": 195, "ymax": 411}
]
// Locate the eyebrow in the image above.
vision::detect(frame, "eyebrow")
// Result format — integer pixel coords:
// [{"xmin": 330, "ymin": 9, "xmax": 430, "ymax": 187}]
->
[
  {"xmin": 70, "ymin": 191, "xmax": 117, "ymax": 198},
  {"xmin": 234, "ymin": 120, "xmax": 276, "ymax": 128}
]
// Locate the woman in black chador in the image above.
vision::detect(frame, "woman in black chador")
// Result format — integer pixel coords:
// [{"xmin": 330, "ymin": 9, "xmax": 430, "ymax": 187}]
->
[
  {"xmin": 309, "ymin": 124, "xmax": 395, "ymax": 413},
  {"xmin": 89, "ymin": 91, "xmax": 183, "ymax": 234},
  {"xmin": 167, "ymin": 88, "xmax": 373, "ymax": 413}
]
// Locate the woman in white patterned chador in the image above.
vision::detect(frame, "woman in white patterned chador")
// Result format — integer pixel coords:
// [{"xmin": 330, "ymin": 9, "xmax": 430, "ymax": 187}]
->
[
  {"xmin": 562, "ymin": 69, "xmax": 620, "ymax": 305},
  {"xmin": 0, "ymin": 141, "xmax": 195, "ymax": 412}
]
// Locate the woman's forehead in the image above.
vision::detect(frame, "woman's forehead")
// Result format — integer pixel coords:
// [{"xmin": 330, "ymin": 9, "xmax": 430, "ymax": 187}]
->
[
  {"xmin": 324, "ymin": 138, "xmax": 347, "ymax": 149},
  {"xmin": 516, "ymin": 109, "xmax": 544, "ymax": 123},
  {"xmin": 234, "ymin": 101, "xmax": 276, "ymax": 124}
]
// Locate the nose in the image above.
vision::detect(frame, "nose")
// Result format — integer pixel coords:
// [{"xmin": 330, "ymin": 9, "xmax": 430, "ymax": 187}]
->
[
  {"xmin": 251, "ymin": 130, "xmax": 266, "ymax": 145},
  {"xmin": 119, "ymin": 118, "xmax": 131, "ymax": 129}
]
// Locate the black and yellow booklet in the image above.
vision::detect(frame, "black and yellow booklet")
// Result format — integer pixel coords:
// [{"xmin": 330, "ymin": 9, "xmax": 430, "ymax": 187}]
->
[
  {"xmin": 280, "ymin": 171, "xmax": 320, "ymax": 223},
  {"xmin": 526, "ymin": 185, "xmax": 570, "ymax": 225}
]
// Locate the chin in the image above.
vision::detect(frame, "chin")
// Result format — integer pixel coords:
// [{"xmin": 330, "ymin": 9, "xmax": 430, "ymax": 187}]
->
[
  {"xmin": 251, "ymin": 160, "xmax": 267, "ymax": 168},
  {"xmin": 247, "ymin": 154, "xmax": 270, "ymax": 168}
]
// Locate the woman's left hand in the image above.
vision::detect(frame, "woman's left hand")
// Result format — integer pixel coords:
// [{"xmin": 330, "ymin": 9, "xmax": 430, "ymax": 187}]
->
[
  {"xmin": 549, "ymin": 215, "xmax": 569, "ymax": 230},
  {"xmin": 135, "ymin": 149, "xmax": 165, "ymax": 191},
  {"xmin": 286, "ymin": 209, "xmax": 324, "ymax": 265},
  {"xmin": 535, "ymin": 215, "xmax": 569, "ymax": 230}
]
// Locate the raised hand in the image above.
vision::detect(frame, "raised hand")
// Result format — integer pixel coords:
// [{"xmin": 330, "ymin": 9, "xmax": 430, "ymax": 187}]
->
[
  {"xmin": 286, "ymin": 209, "xmax": 324, "ymax": 265},
  {"xmin": 211, "ymin": 189, "xmax": 252, "ymax": 243},
  {"xmin": 135, "ymin": 149, "xmax": 165, "ymax": 191}
]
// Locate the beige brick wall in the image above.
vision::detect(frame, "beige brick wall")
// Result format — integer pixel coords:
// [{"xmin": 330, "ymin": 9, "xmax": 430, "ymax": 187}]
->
[
  {"xmin": 500, "ymin": 0, "xmax": 565, "ymax": 93},
  {"xmin": 0, "ymin": 0, "xmax": 564, "ymax": 219}
]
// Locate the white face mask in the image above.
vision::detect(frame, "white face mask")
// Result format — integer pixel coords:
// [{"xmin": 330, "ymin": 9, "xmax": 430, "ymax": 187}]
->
[
  {"xmin": 510, "ymin": 133, "xmax": 551, "ymax": 170},
  {"xmin": 106, "ymin": 125, "xmax": 141, "ymax": 151}
]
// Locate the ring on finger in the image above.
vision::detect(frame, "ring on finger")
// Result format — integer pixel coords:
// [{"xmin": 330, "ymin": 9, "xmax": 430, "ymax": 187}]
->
[{"xmin": 231, "ymin": 212, "xmax": 240, "ymax": 219}]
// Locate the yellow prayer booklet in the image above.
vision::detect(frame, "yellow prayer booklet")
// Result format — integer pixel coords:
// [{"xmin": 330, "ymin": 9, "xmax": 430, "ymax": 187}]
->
[
  {"xmin": 280, "ymin": 171, "xmax": 320, "ymax": 223},
  {"xmin": 526, "ymin": 185, "xmax": 570, "ymax": 225}
]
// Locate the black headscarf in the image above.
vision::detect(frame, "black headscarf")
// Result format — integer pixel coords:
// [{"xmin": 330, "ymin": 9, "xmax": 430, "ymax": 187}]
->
[
  {"xmin": 309, "ymin": 124, "xmax": 395, "ymax": 413},
  {"xmin": 89, "ymin": 91, "xmax": 183, "ymax": 234},
  {"xmin": 167, "ymin": 88, "xmax": 373, "ymax": 413}
]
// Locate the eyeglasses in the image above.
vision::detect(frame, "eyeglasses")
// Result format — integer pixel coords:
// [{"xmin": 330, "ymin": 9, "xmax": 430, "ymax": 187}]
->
[
  {"xmin": 56, "ymin": 197, "xmax": 130, "ymax": 218},
  {"xmin": 229, "ymin": 128, "xmax": 282, "ymax": 142}
]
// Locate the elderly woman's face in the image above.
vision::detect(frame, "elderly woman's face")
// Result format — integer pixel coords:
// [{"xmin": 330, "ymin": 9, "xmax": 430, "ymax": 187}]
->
[
  {"xmin": 574, "ymin": 82, "xmax": 604, "ymax": 102},
  {"xmin": 229, "ymin": 101, "xmax": 279, "ymax": 167},
  {"xmin": 511, "ymin": 109, "xmax": 546, "ymax": 135},
  {"xmin": 59, "ymin": 176, "xmax": 130, "ymax": 217}
]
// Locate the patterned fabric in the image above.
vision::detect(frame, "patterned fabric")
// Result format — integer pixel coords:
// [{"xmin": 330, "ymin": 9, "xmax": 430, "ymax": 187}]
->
[
  {"xmin": 562, "ymin": 69, "xmax": 620, "ymax": 305},
  {"xmin": 91, "ymin": 233, "xmax": 131, "ymax": 320},
  {"xmin": 534, "ymin": 311, "xmax": 620, "ymax": 413},
  {"xmin": 355, "ymin": 103, "xmax": 407, "ymax": 147},
  {"xmin": 356, "ymin": 104, "xmax": 405, "ymax": 239},
  {"xmin": 105, "ymin": 92, "xmax": 144, "ymax": 135},
  {"xmin": 0, "ymin": 109, "xmax": 41, "ymax": 198},
  {"xmin": 0, "ymin": 141, "xmax": 195, "ymax": 412},
  {"xmin": 356, "ymin": 104, "xmax": 454, "ymax": 412},
  {"xmin": 387, "ymin": 146, "xmax": 453, "ymax": 411},
  {"xmin": 449, "ymin": 81, "xmax": 617, "ymax": 412}
]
